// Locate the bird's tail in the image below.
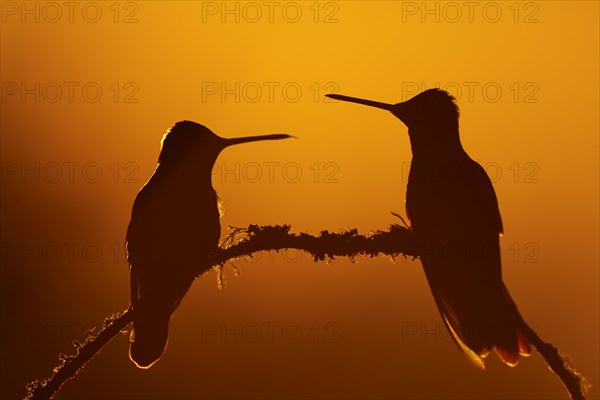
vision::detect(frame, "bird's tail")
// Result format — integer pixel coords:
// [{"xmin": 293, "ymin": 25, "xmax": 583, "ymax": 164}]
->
[
  {"xmin": 129, "ymin": 303, "xmax": 172, "ymax": 369},
  {"xmin": 128, "ymin": 270, "xmax": 193, "ymax": 369},
  {"xmin": 425, "ymin": 272, "xmax": 532, "ymax": 369}
]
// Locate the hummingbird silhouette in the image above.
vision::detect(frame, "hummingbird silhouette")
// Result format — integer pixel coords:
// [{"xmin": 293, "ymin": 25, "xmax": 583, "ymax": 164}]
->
[
  {"xmin": 126, "ymin": 121, "xmax": 292, "ymax": 368},
  {"xmin": 327, "ymin": 90, "xmax": 532, "ymax": 368}
]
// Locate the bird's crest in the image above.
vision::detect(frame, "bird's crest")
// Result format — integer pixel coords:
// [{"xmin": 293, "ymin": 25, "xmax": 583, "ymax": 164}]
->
[{"xmin": 409, "ymin": 88, "xmax": 460, "ymax": 121}]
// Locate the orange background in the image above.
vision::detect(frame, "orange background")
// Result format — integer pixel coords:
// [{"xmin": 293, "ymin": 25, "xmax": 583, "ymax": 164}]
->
[{"xmin": 1, "ymin": 1, "xmax": 598, "ymax": 399}]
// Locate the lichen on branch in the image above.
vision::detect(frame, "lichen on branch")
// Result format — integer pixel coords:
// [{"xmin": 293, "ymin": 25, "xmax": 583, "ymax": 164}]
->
[
  {"xmin": 210, "ymin": 223, "xmax": 417, "ymax": 287},
  {"xmin": 25, "ymin": 222, "xmax": 415, "ymax": 400}
]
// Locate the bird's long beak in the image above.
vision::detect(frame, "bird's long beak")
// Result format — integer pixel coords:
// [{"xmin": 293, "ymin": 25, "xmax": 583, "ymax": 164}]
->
[
  {"xmin": 325, "ymin": 94, "xmax": 395, "ymax": 111},
  {"xmin": 225, "ymin": 134, "xmax": 295, "ymax": 147}
]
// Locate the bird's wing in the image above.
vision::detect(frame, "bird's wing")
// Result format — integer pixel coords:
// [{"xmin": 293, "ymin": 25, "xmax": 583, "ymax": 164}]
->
[
  {"xmin": 126, "ymin": 180, "xmax": 203, "ymax": 312},
  {"xmin": 465, "ymin": 161, "xmax": 504, "ymax": 236},
  {"xmin": 126, "ymin": 185, "xmax": 149, "ymax": 308},
  {"xmin": 410, "ymin": 159, "xmax": 524, "ymax": 367}
]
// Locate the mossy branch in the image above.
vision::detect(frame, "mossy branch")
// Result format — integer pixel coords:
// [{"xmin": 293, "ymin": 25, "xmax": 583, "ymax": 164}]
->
[
  {"xmin": 517, "ymin": 319, "xmax": 590, "ymax": 400},
  {"xmin": 25, "ymin": 223, "xmax": 588, "ymax": 400},
  {"xmin": 25, "ymin": 309, "xmax": 133, "ymax": 400}
]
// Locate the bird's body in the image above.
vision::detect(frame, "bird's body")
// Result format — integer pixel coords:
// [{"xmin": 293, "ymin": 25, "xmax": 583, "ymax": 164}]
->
[
  {"xmin": 126, "ymin": 166, "xmax": 220, "ymax": 368},
  {"xmin": 406, "ymin": 153, "xmax": 528, "ymax": 367},
  {"xmin": 126, "ymin": 121, "xmax": 291, "ymax": 368},
  {"xmin": 327, "ymin": 90, "xmax": 531, "ymax": 368}
]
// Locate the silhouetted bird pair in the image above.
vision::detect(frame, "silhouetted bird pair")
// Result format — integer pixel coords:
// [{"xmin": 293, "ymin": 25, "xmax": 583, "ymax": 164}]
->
[{"xmin": 127, "ymin": 89, "xmax": 531, "ymax": 370}]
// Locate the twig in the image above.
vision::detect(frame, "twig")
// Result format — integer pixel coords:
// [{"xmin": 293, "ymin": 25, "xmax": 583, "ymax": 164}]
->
[
  {"xmin": 25, "ymin": 223, "xmax": 415, "ymax": 400},
  {"xmin": 518, "ymin": 318, "xmax": 590, "ymax": 400},
  {"xmin": 25, "ymin": 309, "xmax": 133, "ymax": 400}
]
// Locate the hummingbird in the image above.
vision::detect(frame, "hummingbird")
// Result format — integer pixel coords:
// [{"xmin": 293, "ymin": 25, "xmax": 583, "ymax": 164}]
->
[
  {"xmin": 126, "ymin": 120, "xmax": 292, "ymax": 369},
  {"xmin": 326, "ymin": 90, "xmax": 532, "ymax": 368}
]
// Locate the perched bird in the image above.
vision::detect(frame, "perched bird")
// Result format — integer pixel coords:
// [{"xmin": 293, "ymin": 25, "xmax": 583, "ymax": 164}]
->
[
  {"xmin": 126, "ymin": 121, "xmax": 292, "ymax": 368},
  {"xmin": 326, "ymin": 90, "xmax": 531, "ymax": 368}
]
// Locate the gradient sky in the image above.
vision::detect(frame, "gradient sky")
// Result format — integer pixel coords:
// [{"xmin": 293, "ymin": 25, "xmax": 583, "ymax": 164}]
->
[{"xmin": 1, "ymin": 1, "xmax": 599, "ymax": 399}]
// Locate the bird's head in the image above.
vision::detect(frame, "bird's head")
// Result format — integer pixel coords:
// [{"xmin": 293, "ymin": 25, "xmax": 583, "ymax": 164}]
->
[
  {"xmin": 390, "ymin": 89, "xmax": 459, "ymax": 131},
  {"xmin": 158, "ymin": 121, "xmax": 293, "ymax": 172},
  {"xmin": 326, "ymin": 89, "xmax": 459, "ymax": 130},
  {"xmin": 326, "ymin": 89, "xmax": 462, "ymax": 157}
]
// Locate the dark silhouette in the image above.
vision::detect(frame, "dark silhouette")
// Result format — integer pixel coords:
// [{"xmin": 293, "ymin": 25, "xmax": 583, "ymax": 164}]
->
[
  {"xmin": 327, "ymin": 90, "xmax": 532, "ymax": 368},
  {"xmin": 126, "ymin": 121, "xmax": 292, "ymax": 368},
  {"xmin": 25, "ymin": 119, "xmax": 588, "ymax": 400}
]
